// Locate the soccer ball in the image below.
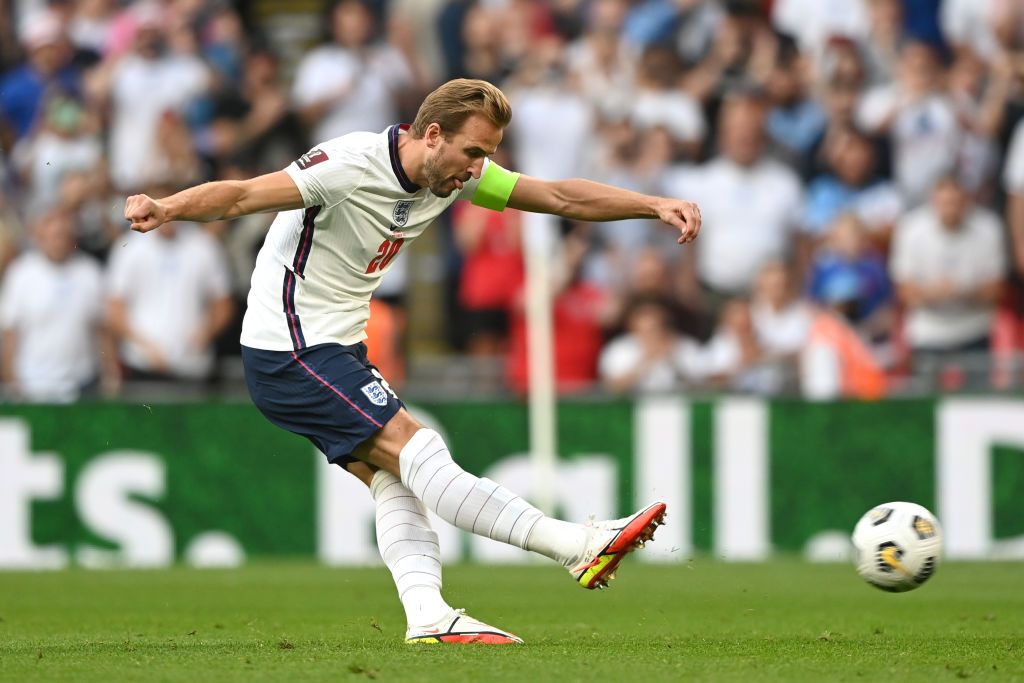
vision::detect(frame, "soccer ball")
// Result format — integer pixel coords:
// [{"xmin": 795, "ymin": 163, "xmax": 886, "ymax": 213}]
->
[{"xmin": 851, "ymin": 501, "xmax": 942, "ymax": 592}]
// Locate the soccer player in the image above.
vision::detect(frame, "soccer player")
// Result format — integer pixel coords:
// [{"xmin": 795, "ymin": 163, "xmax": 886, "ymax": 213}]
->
[{"xmin": 124, "ymin": 79, "xmax": 701, "ymax": 645}]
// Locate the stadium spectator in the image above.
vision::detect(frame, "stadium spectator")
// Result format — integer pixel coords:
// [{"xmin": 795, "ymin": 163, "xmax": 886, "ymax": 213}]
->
[
  {"xmin": 506, "ymin": 48, "xmax": 594, "ymax": 182},
  {"xmin": 750, "ymin": 261, "xmax": 812, "ymax": 362},
  {"xmin": 0, "ymin": 10, "xmax": 81, "ymax": 146},
  {"xmin": 451, "ymin": 198, "xmax": 523, "ymax": 357},
  {"xmin": 292, "ymin": 0, "xmax": 416, "ymax": 145},
  {"xmin": 565, "ymin": 0, "xmax": 636, "ymax": 117},
  {"xmin": 664, "ymin": 91, "xmax": 804, "ymax": 308},
  {"xmin": 692, "ymin": 297, "xmax": 763, "ymax": 391},
  {"xmin": 807, "ymin": 213, "xmax": 894, "ymax": 344},
  {"xmin": 98, "ymin": 1, "xmax": 210, "ymax": 192},
  {"xmin": 890, "ymin": 177, "xmax": 1007, "ymax": 362},
  {"xmin": 201, "ymin": 48, "xmax": 305, "ymax": 175},
  {"xmin": 106, "ymin": 220, "xmax": 234, "ymax": 384},
  {"xmin": 800, "ymin": 304, "xmax": 887, "ymax": 400},
  {"xmin": 856, "ymin": 40, "xmax": 961, "ymax": 207},
  {"xmin": 0, "ymin": 208, "xmax": 116, "ymax": 401},
  {"xmin": 0, "ymin": 0, "xmax": 1021, "ymax": 398},
  {"xmin": 629, "ymin": 45, "xmax": 705, "ymax": 160},
  {"xmin": 598, "ymin": 296, "xmax": 702, "ymax": 394},
  {"xmin": 764, "ymin": 40, "xmax": 827, "ymax": 168},
  {"xmin": 802, "ymin": 127, "xmax": 903, "ymax": 242},
  {"xmin": 685, "ymin": 4, "xmax": 778, "ymax": 107},
  {"xmin": 582, "ymin": 120, "xmax": 677, "ymax": 293},
  {"xmin": 507, "ymin": 227, "xmax": 613, "ymax": 394},
  {"xmin": 947, "ymin": 51, "xmax": 1013, "ymax": 198},
  {"xmin": 10, "ymin": 93, "xmax": 102, "ymax": 221}
]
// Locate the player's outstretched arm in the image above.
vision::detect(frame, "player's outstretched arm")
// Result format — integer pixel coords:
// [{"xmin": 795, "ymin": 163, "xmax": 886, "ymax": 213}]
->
[
  {"xmin": 506, "ymin": 175, "xmax": 701, "ymax": 244},
  {"xmin": 124, "ymin": 171, "xmax": 305, "ymax": 233}
]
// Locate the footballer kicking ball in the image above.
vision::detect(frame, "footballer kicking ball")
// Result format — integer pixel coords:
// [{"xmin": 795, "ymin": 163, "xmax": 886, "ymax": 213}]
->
[{"xmin": 851, "ymin": 501, "xmax": 942, "ymax": 592}]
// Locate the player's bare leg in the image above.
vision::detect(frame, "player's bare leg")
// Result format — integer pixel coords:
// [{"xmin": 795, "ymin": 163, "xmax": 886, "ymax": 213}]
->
[
  {"xmin": 344, "ymin": 460, "xmax": 522, "ymax": 644},
  {"xmin": 353, "ymin": 409, "xmax": 666, "ymax": 591}
]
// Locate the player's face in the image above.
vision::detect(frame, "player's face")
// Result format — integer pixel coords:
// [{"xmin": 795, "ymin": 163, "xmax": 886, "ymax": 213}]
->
[{"xmin": 423, "ymin": 115, "xmax": 503, "ymax": 197}]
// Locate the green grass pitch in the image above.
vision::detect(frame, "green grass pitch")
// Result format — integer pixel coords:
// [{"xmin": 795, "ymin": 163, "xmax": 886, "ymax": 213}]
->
[{"xmin": 1, "ymin": 561, "xmax": 1022, "ymax": 682}]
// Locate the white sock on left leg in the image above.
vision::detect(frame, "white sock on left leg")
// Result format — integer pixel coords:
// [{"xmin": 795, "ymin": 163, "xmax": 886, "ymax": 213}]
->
[
  {"xmin": 371, "ymin": 470, "xmax": 452, "ymax": 627},
  {"xmin": 398, "ymin": 428, "xmax": 587, "ymax": 566}
]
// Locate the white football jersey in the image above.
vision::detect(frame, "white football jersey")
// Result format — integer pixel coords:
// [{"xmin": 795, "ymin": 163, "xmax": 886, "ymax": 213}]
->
[{"xmin": 241, "ymin": 125, "xmax": 487, "ymax": 351}]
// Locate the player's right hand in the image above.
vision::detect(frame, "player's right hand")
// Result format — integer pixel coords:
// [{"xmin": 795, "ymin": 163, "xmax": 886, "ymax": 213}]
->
[{"xmin": 124, "ymin": 194, "xmax": 167, "ymax": 233}]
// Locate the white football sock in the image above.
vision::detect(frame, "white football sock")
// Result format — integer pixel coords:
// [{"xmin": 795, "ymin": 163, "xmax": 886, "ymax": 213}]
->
[
  {"xmin": 398, "ymin": 428, "xmax": 587, "ymax": 566},
  {"xmin": 370, "ymin": 470, "xmax": 452, "ymax": 627}
]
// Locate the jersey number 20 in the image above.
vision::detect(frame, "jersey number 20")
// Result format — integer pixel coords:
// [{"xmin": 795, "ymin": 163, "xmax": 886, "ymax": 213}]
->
[{"xmin": 365, "ymin": 238, "xmax": 404, "ymax": 274}]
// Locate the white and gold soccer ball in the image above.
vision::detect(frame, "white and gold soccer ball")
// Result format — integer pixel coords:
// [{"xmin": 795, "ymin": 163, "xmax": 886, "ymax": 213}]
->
[{"xmin": 851, "ymin": 501, "xmax": 942, "ymax": 592}]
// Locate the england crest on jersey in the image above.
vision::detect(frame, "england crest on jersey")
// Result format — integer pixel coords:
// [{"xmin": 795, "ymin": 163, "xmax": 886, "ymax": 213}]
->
[
  {"xmin": 392, "ymin": 200, "xmax": 413, "ymax": 228},
  {"xmin": 361, "ymin": 381, "xmax": 389, "ymax": 406}
]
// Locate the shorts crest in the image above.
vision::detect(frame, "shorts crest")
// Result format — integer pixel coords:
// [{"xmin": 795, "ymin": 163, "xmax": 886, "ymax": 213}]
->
[{"xmin": 361, "ymin": 381, "xmax": 389, "ymax": 406}]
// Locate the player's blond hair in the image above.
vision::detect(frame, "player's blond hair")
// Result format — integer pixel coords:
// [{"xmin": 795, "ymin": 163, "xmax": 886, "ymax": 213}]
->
[{"xmin": 410, "ymin": 79, "xmax": 512, "ymax": 138}]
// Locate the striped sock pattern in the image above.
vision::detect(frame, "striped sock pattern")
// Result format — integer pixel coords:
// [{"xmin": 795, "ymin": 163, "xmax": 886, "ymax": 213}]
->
[
  {"xmin": 398, "ymin": 428, "xmax": 583, "ymax": 563},
  {"xmin": 370, "ymin": 470, "xmax": 450, "ymax": 627}
]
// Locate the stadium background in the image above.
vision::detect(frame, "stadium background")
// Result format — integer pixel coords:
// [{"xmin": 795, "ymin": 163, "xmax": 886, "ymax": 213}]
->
[{"xmin": 1, "ymin": 0, "xmax": 1023, "ymax": 572}]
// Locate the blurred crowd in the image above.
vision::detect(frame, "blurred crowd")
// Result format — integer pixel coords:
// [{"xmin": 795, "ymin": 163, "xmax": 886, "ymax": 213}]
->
[{"xmin": 2, "ymin": 0, "xmax": 1024, "ymax": 402}]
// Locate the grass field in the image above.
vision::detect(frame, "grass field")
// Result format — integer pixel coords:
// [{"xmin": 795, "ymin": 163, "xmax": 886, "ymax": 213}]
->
[{"xmin": 1, "ymin": 561, "xmax": 1022, "ymax": 682}]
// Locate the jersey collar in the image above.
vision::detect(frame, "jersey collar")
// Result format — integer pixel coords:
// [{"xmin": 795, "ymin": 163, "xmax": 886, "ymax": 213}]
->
[{"xmin": 388, "ymin": 124, "xmax": 422, "ymax": 194}]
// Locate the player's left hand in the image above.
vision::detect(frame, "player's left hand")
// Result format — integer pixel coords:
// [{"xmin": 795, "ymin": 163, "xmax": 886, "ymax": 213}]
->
[
  {"xmin": 124, "ymin": 194, "xmax": 168, "ymax": 233},
  {"xmin": 655, "ymin": 199, "xmax": 702, "ymax": 244}
]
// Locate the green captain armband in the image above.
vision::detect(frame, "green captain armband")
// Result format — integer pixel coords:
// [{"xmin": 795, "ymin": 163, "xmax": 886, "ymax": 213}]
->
[{"xmin": 471, "ymin": 162, "xmax": 520, "ymax": 212}]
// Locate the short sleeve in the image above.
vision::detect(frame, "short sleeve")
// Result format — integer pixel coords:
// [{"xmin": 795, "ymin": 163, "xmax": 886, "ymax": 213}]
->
[
  {"xmin": 1003, "ymin": 120, "xmax": 1024, "ymax": 196},
  {"xmin": 284, "ymin": 146, "xmax": 368, "ymax": 209},
  {"xmin": 0, "ymin": 260, "xmax": 26, "ymax": 329},
  {"xmin": 856, "ymin": 86, "xmax": 896, "ymax": 132},
  {"xmin": 977, "ymin": 211, "xmax": 1009, "ymax": 280},
  {"xmin": 782, "ymin": 170, "xmax": 806, "ymax": 233},
  {"xmin": 888, "ymin": 216, "xmax": 918, "ymax": 284},
  {"xmin": 598, "ymin": 337, "xmax": 639, "ymax": 381}
]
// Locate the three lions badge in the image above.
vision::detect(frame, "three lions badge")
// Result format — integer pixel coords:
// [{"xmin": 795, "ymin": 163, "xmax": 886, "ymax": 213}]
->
[
  {"xmin": 361, "ymin": 381, "xmax": 389, "ymax": 407},
  {"xmin": 392, "ymin": 200, "xmax": 413, "ymax": 229}
]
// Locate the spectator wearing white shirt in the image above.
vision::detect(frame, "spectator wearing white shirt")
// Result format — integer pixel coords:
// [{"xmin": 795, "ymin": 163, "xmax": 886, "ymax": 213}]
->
[
  {"xmin": 0, "ymin": 209, "xmax": 116, "ymax": 402},
  {"xmin": 292, "ymin": 0, "xmax": 415, "ymax": 145},
  {"xmin": 10, "ymin": 94, "xmax": 102, "ymax": 221},
  {"xmin": 664, "ymin": 91, "xmax": 804, "ymax": 310},
  {"xmin": 106, "ymin": 221, "xmax": 234, "ymax": 383},
  {"xmin": 856, "ymin": 40, "xmax": 961, "ymax": 207},
  {"xmin": 891, "ymin": 177, "xmax": 1006, "ymax": 357},
  {"xmin": 751, "ymin": 261, "xmax": 812, "ymax": 359},
  {"xmin": 748, "ymin": 261, "xmax": 812, "ymax": 393},
  {"xmin": 565, "ymin": 0, "xmax": 637, "ymax": 119},
  {"xmin": 100, "ymin": 2, "xmax": 209, "ymax": 192},
  {"xmin": 599, "ymin": 297, "xmax": 703, "ymax": 394},
  {"xmin": 630, "ymin": 45, "xmax": 705, "ymax": 161}
]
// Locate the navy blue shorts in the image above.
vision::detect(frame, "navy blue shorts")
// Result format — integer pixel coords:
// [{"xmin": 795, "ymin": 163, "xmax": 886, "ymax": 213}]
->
[{"xmin": 241, "ymin": 343, "xmax": 403, "ymax": 467}]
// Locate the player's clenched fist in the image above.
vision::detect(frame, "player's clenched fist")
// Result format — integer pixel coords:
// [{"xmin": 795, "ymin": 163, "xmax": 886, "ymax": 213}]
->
[{"xmin": 124, "ymin": 194, "xmax": 167, "ymax": 233}]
